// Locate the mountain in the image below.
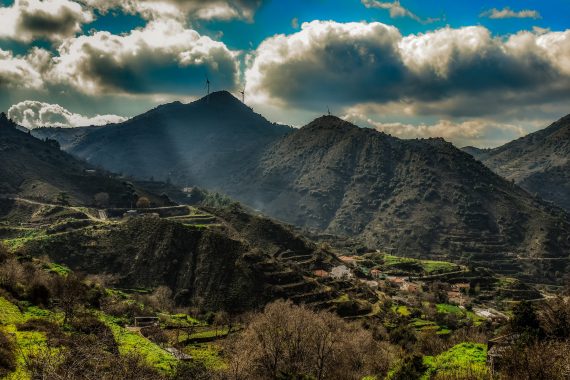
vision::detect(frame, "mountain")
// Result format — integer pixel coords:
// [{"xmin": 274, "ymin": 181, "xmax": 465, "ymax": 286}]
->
[
  {"xmin": 32, "ymin": 91, "xmax": 291, "ymax": 187},
  {"xmin": 0, "ymin": 112, "xmax": 162, "ymax": 207},
  {"xmin": 225, "ymin": 116, "xmax": 570, "ymax": 283},
  {"xmin": 32, "ymin": 97, "xmax": 570, "ymax": 284},
  {"xmin": 13, "ymin": 204, "xmax": 376, "ymax": 314},
  {"xmin": 462, "ymin": 114, "xmax": 570, "ymax": 212}
]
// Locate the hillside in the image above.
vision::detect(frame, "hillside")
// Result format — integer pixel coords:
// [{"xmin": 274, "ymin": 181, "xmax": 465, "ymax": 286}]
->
[
  {"xmin": 225, "ymin": 116, "xmax": 570, "ymax": 283},
  {"xmin": 4, "ymin": 202, "xmax": 377, "ymax": 314},
  {"xmin": 31, "ymin": 100, "xmax": 570, "ymax": 283},
  {"xmin": 32, "ymin": 91, "xmax": 291, "ymax": 188},
  {"xmin": 462, "ymin": 114, "xmax": 570, "ymax": 211},
  {"xmin": 0, "ymin": 113, "xmax": 162, "ymax": 207}
]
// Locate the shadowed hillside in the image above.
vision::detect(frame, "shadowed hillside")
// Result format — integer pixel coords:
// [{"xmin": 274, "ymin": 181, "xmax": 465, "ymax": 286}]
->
[
  {"xmin": 0, "ymin": 113, "xmax": 162, "ymax": 207},
  {"xmin": 32, "ymin": 91, "xmax": 291, "ymax": 187},
  {"xmin": 463, "ymin": 114, "xmax": 570, "ymax": 212},
  {"xmin": 226, "ymin": 116, "xmax": 570, "ymax": 283}
]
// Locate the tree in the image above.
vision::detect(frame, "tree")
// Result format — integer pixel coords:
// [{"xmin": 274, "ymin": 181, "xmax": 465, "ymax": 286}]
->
[
  {"xmin": 51, "ymin": 274, "xmax": 87, "ymax": 324},
  {"xmin": 223, "ymin": 300, "xmax": 398, "ymax": 380},
  {"xmin": 94, "ymin": 192, "xmax": 110, "ymax": 207},
  {"xmin": 136, "ymin": 197, "xmax": 151, "ymax": 209}
]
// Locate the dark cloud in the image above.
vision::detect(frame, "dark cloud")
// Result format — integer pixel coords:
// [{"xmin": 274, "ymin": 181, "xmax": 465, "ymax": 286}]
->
[
  {"xmin": 0, "ymin": 0, "xmax": 92, "ymax": 42},
  {"xmin": 246, "ymin": 22, "xmax": 570, "ymax": 118},
  {"xmin": 51, "ymin": 20, "xmax": 240, "ymax": 95}
]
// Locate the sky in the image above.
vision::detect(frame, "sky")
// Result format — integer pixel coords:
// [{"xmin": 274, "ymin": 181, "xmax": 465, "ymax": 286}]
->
[{"xmin": 1, "ymin": 0, "xmax": 570, "ymax": 147}]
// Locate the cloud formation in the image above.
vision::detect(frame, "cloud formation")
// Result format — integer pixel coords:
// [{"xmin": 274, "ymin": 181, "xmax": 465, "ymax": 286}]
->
[
  {"xmin": 50, "ymin": 19, "xmax": 240, "ymax": 95},
  {"xmin": 343, "ymin": 111, "xmax": 526, "ymax": 147},
  {"xmin": 481, "ymin": 7, "xmax": 541, "ymax": 20},
  {"xmin": 246, "ymin": 21, "xmax": 570, "ymax": 118},
  {"xmin": 82, "ymin": 0, "xmax": 263, "ymax": 21},
  {"xmin": 0, "ymin": 0, "xmax": 92, "ymax": 42},
  {"xmin": 0, "ymin": 48, "xmax": 51, "ymax": 90},
  {"xmin": 362, "ymin": 0, "xmax": 438, "ymax": 24},
  {"xmin": 8, "ymin": 100, "xmax": 127, "ymax": 128}
]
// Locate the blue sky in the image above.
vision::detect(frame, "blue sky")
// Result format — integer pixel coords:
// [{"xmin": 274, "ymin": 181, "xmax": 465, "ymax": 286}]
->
[{"xmin": 1, "ymin": 0, "xmax": 569, "ymax": 147}]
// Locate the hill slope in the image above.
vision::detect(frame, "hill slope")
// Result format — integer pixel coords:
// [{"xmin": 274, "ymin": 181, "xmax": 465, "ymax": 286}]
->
[
  {"xmin": 0, "ymin": 113, "xmax": 161, "ymax": 207},
  {"xmin": 225, "ymin": 116, "xmax": 570, "ymax": 283},
  {"xmin": 31, "ymin": 102, "xmax": 570, "ymax": 283},
  {"xmin": 463, "ymin": 114, "xmax": 570, "ymax": 211},
  {"xmin": 32, "ymin": 91, "xmax": 291, "ymax": 188}
]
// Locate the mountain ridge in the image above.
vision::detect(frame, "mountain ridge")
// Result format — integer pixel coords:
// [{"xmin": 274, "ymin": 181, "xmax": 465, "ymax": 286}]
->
[{"xmin": 462, "ymin": 113, "xmax": 570, "ymax": 211}]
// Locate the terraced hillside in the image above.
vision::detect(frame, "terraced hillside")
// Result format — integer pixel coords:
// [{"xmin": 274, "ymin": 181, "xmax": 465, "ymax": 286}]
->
[
  {"xmin": 2, "ymin": 202, "xmax": 377, "ymax": 315},
  {"xmin": 227, "ymin": 116, "xmax": 570, "ymax": 284}
]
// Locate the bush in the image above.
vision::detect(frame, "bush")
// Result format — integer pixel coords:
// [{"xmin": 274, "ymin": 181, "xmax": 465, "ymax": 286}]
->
[{"xmin": 0, "ymin": 329, "xmax": 16, "ymax": 377}]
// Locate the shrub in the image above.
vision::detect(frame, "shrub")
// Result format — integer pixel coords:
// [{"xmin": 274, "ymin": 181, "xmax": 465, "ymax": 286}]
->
[{"xmin": 0, "ymin": 329, "xmax": 16, "ymax": 377}]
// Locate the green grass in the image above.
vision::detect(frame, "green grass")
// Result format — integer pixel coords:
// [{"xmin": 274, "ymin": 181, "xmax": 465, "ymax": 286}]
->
[
  {"xmin": 0, "ymin": 297, "xmax": 53, "ymax": 380},
  {"xmin": 184, "ymin": 343, "xmax": 225, "ymax": 370},
  {"xmin": 391, "ymin": 305, "xmax": 411, "ymax": 316},
  {"xmin": 0, "ymin": 297, "xmax": 25, "ymax": 325},
  {"xmin": 101, "ymin": 314, "xmax": 178, "ymax": 374},
  {"xmin": 159, "ymin": 313, "xmax": 202, "ymax": 328},
  {"xmin": 436, "ymin": 304, "xmax": 486, "ymax": 325},
  {"xmin": 436, "ymin": 303, "xmax": 464, "ymax": 314},
  {"xmin": 44, "ymin": 262, "xmax": 71, "ymax": 276},
  {"xmin": 423, "ymin": 342, "xmax": 489, "ymax": 378},
  {"xmin": 367, "ymin": 253, "xmax": 461, "ymax": 275}
]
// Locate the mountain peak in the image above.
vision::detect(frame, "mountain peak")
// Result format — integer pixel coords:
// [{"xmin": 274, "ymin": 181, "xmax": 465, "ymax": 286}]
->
[
  {"xmin": 197, "ymin": 90, "xmax": 242, "ymax": 106},
  {"xmin": 304, "ymin": 115, "xmax": 357, "ymax": 131}
]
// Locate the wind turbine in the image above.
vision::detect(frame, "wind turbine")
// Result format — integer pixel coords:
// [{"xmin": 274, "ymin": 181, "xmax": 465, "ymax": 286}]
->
[
  {"xmin": 205, "ymin": 75, "xmax": 211, "ymax": 102},
  {"xmin": 327, "ymin": 106, "xmax": 331, "ymax": 116},
  {"xmin": 240, "ymin": 87, "xmax": 245, "ymax": 103}
]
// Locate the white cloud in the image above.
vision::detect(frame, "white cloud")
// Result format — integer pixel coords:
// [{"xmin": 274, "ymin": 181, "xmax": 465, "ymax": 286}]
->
[
  {"xmin": 481, "ymin": 7, "xmax": 541, "ymax": 20},
  {"xmin": 0, "ymin": 0, "xmax": 92, "ymax": 42},
  {"xmin": 362, "ymin": 0, "xmax": 439, "ymax": 24},
  {"xmin": 50, "ymin": 19, "xmax": 240, "ymax": 95},
  {"xmin": 246, "ymin": 21, "xmax": 570, "ymax": 119},
  {"xmin": 81, "ymin": 0, "xmax": 263, "ymax": 21},
  {"xmin": 0, "ymin": 48, "xmax": 50, "ymax": 89},
  {"xmin": 343, "ymin": 111, "xmax": 527, "ymax": 148},
  {"xmin": 8, "ymin": 100, "xmax": 127, "ymax": 128}
]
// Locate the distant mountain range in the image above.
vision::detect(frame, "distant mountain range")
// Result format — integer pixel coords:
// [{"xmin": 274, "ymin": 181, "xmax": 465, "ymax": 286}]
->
[
  {"xmin": 29, "ymin": 92, "xmax": 570, "ymax": 283},
  {"xmin": 33, "ymin": 91, "xmax": 290, "ymax": 188},
  {"xmin": 463, "ymin": 114, "xmax": 570, "ymax": 212}
]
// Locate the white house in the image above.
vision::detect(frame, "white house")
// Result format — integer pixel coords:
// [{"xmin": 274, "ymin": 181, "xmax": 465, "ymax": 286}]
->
[{"xmin": 331, "ymin": 265, "xmax": 352, "ymax": 279}]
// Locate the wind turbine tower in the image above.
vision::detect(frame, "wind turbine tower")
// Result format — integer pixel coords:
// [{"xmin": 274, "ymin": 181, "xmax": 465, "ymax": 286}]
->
[{"xmin": 240, "ymin": 88, "xmax": 245, "ymax": 103}]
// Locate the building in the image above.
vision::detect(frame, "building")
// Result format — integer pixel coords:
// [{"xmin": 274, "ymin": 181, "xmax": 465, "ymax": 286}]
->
[
  {"xmin": 331, "ymin": 265, "xmax": 352, "ymax": 279},
  {"xmin": 313, "ymin": 269, "xmax": 329, "ymax": 278},
  {"xmin": 370, "ymin": 268, "xmax": 382, "ymax": 279},
  {"xmin": 338, "ymin": 256, "xmax": 358, "ymax": 266},
  {"xmin": 402, "ymin": 282, "xmax": 421, "ymax": 293}
]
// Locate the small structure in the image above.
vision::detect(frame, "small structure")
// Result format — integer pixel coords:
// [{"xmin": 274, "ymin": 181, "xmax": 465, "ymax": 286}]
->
[
  {"xmin": 134, "ymin": 316, "xmax": 159, "ymax": 327},
  {"xmin": 447, "ymin": 290, "xmax": 467, "ymax": 306},
  {"xmin": 164, "ymin": 347, "xmax": 192, "ymax": 361},
  {"xmin": 370, "ymin": 268, "xmax": 382, "ymax": 279},
  {"xmin": 402, "ymin": 282, "xmax": 420, "ymax": 293},
  {"xmin": 331, "ymin": 265, "xmax": 352, "ymax": 279},
  {"xmin": 487, "ymin": 334, "xmax": 519, "ymax": 376},
  {"xmin": 313, "ymin": 269, "xmax": 329, "ymax": 278},
  {"xmin": 451, "ymin": 283, "xmax": 470, "ymax": 292},
  {"xmin": 339, "ymin": 256, "xmax": 358, "ymax": 266},
  {"xmin": 362, "ymin": 280, "xmax": 379, "ymax": 290},
  {"xmin": 123, "ymin": 210, "xmax": 139, "ymax": 218}
]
